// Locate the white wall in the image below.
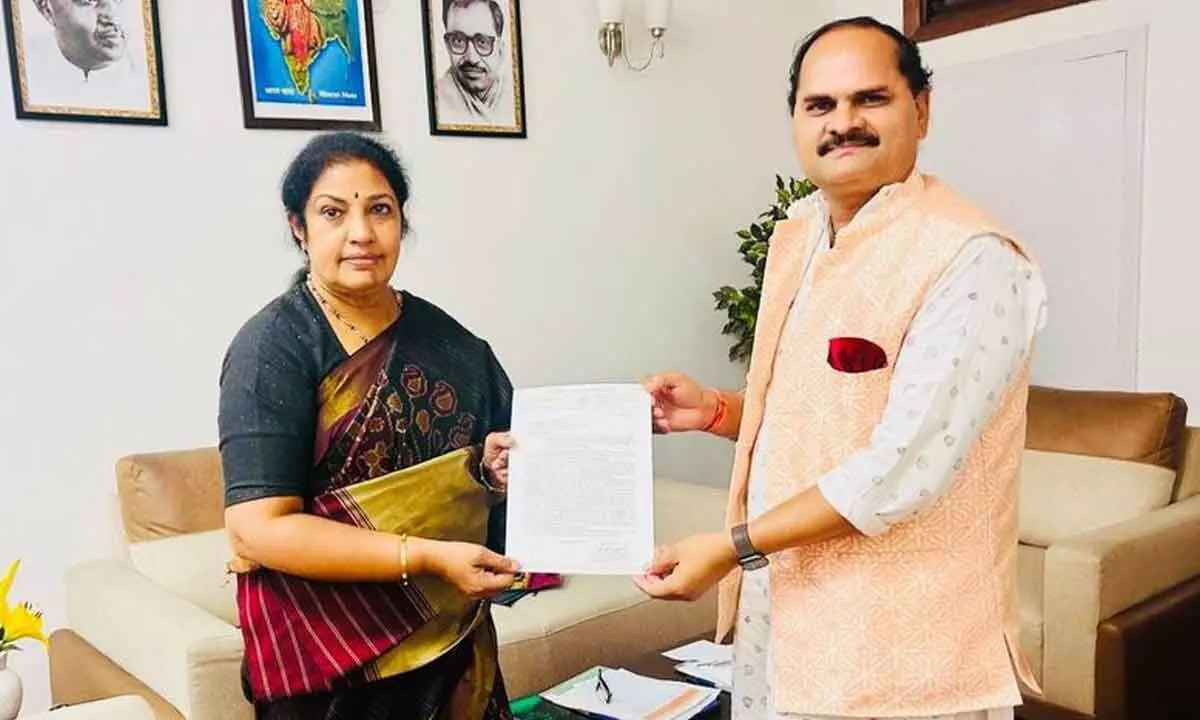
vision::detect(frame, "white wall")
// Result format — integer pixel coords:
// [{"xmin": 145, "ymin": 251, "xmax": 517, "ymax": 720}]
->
[
  {"xmin": 829, "ymin": 0, "xmax": 1200, "ymax": 414},
  {"xmin": 0, "ymin": 0, "xmax": 827, "ymax": 712}
]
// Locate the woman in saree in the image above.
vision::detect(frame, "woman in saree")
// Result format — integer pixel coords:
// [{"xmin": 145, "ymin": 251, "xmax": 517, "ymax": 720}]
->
[{"xmin": 219, "ymin": 131, "xmax": 523, "ymax": 719}]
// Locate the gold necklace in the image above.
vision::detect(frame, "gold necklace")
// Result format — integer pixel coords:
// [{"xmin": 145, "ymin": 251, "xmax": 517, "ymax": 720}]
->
[{"xmin": 306, "ymin": 275, "xmax": 403, "ymax": 347}]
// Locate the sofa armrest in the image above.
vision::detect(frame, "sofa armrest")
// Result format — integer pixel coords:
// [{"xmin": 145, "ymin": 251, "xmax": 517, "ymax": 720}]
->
[
  {"xmin": 32, "ymin": 695, "xmax": 156, "ymax": 719},
  {"xmin": 1094, "ymin": 574, "xmax": 1200, "ymax": 720},
  {"xmin": 65, "ymin": 559, "xmax": 251, "ymax": 720},
  {"xmin": 1041, "ymin": 495, "xmax": 1200, "ymax": 714}
]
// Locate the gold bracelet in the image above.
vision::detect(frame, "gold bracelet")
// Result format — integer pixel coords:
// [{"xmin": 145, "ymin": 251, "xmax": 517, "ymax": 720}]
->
[{"xmin": 400, "ymin": 534, "xmax": 410, "ymax": 585}]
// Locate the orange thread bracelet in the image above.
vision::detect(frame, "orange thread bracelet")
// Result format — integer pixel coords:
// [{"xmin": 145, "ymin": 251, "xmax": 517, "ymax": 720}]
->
[{"xmin": 703, "ymin": 391, "xmax": 727, "ymax": 433}]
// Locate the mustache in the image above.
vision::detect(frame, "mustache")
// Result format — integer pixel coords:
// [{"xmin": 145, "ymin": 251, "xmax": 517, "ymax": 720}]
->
[
  {"xmin": 96, "ymin": 16, "xmax": 124, "ymax": 34},
  {"xmin": 457, "ymin": 61, "xmax": 487, "ymax": 73},
  {"xmin": 818, "ymin": 129, "xmax": 880, "ymax": 157}
]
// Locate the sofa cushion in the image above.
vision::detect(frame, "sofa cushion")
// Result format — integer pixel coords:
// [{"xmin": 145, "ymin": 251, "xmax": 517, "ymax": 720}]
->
[
  {"xmin": 1176, "ymin": 428, "xmax": 1200, "ymax": 502},
  {"xmin": 1017, "ymin": 544, "xmax": 1045, "ymax": 683},
  {"xmin": 1026, "ymin": 386, "xmax": 1187, "ymax": 470},
  {"xmin": 117, "ymin": 448, "xmax": 225, "ymax": 543},
  {"xmin": 1018, "ymin": 450, "xmax": 1175, "ymax": 548},
  {"xmin": 64, "ymin": 559, "xmax": 248, "ymax": 719},
  {"xmin": 48, "ymin": 629, "xmax": 185, "ymax": 720},
  {"xmin": 127, "ymin": 529, "xmax": 239, "ymax": 626},
  {"xmin": 652, "ymin": 478, "xmax": 728, "ymax": 545}
]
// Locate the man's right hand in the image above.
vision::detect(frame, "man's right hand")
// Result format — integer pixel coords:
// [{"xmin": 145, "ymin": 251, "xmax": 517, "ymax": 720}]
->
[{"xmin": 641, "ymin": 372, "xmax": 718, "ymax": 434}]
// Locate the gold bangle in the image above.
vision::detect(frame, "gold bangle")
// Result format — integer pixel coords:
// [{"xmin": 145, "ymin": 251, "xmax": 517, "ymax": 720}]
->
[{"xmin": 400, "ymin": 534, "xmax": 410, "ymax": 585}]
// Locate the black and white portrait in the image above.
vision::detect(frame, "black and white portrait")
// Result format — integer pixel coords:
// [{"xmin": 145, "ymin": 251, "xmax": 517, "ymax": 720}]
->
[
  {"xmin": 420, "ymin": 0, "xmax": 525, "ymax": 137},
  {"xmin": 2, "ymin": 0, "xmax": 166, "ymax": 124}
]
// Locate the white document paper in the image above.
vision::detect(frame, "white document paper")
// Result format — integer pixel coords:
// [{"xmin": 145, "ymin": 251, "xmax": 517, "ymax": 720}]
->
[
  {"xmin": 505, "ymin": 383, "xmax": 655, "ymax": 575},
  {"xmin": 663, "ymin": 640, "xmax": 734, "ymax": 692},
  {"xmin": 540, "ymin": 667, "xmax": 719, "ymax": 720},
  {"xmin": 662, "ymin": 640, "xmax": 733, "ymax": 665},
  {"xmin": 673, "ymin": 661, "xmax": 733, "ymax": 693}
]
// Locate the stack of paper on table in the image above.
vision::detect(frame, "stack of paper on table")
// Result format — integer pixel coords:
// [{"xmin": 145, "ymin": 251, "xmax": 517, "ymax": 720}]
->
[
  {"xmin": 662, "ymin": 640, "xmax": 733, "ymax": 693},
  {"xmin": 540, "ymin": 666, "xmax": 719, "ymax": 720}
]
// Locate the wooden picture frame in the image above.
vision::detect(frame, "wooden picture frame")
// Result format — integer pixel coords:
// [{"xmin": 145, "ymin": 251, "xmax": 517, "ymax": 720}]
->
[
  {"xmin": 230, "ymin": 0, "xmax": 382, "ymax": 131},
  {"xmin": 904, "ymin": 0, "xmax": 1099, "ymax": 42},
  {"xmin": 2, "ymin": 0, "xmax": 167, "ymax": 125},
  {"xmin": 420, "ymin": 0, "xmax": 527, "ymax": 138}
]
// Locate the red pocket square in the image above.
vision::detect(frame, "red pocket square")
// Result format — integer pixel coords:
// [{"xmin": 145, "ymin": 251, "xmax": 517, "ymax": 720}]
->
[{"xmin": 828, "ymin": 337, "xmax": 889, "ymax": 373}]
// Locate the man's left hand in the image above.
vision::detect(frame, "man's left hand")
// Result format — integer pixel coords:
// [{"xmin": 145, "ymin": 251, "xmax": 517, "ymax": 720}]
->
[{"xmin": 632, "ymin": 532, "xmax": 738, "ymax": 602}]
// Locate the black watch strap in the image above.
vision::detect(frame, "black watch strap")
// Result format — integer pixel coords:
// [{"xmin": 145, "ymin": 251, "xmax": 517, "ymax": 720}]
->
[{"xmin": 731, "ymin": 523, "xmax": 768, "ymax": 570}]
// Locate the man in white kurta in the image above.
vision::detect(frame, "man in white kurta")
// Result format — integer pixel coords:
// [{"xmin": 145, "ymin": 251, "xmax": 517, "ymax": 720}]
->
[
  {"xmin": 636, "ymin": 16, "xmax": 1048, "ymax": 720},
  {"xmin": 732, "ymin": 189, "xmax": 1046, "ymax": 720}
]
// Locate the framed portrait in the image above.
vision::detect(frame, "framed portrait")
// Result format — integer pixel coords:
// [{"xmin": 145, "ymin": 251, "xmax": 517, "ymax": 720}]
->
[
  {"xmin": 230, "ymin": 0, "xmax": 381, "ymax": 131},
  {"xmin": 420, "ymin": 0, "xmax": 526, "ymax": 138},
  {"xmin": 2, "ymin": 0, "xmax": 167, "ymax": 125},
  {"xmin": 904, "ymin": 0, "xmax": 1098, "ymax": 41}
]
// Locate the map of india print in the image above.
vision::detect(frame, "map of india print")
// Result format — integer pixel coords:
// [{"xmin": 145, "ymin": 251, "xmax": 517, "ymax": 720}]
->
[{"xmin": 251, "ymin": 0, "xmax": 365, "ymax": 106}]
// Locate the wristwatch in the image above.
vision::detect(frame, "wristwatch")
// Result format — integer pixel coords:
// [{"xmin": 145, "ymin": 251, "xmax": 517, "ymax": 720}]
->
[{"xmin": 731, "ymin": 523, "xmax": 768, "ymax": 571}]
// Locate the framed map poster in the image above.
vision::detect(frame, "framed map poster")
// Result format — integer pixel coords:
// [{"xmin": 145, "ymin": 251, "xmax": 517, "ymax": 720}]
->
[
  {"xmin": 2, "ymin": 0, "xmax": 167, "ymax": 125},
  {"xmin": 231, "ymin": 0, "xmax": 381, "ymax": 130}
]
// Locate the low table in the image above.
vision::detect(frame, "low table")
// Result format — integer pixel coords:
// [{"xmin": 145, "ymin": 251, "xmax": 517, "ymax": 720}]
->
[
  {"xmin": 519, "ymin": 638, "xmax": 731, "ymax": 719},
  {"xmin": 620, "ymin": 644, "xmax": 730, "ymax": 719}
]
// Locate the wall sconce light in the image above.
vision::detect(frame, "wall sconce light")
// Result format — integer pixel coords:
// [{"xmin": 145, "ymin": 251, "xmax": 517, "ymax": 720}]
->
[{"xmin": 598, "ymin": 0, "xmax": 673, "ymax": 72}]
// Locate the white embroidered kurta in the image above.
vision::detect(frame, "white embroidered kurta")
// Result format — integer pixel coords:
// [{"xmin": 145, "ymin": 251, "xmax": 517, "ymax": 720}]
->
[{"xmin": 733, "ymin": 188, "xmax": 1048, "ymax": 720}]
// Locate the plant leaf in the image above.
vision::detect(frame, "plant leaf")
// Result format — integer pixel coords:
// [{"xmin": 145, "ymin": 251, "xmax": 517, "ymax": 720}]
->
[
  {"xmin": 713, "ymin": 287, "xmax": 738, "ymax": 310},
  {"xmin": 715, "ymin": 175, "xmax": 815, "ymax": 364}
]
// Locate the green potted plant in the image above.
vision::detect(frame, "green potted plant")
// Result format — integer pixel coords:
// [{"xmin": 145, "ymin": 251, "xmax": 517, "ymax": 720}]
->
[{"xmin": 714, "ymin": 175, "xmax": 817, "ymax": 363}]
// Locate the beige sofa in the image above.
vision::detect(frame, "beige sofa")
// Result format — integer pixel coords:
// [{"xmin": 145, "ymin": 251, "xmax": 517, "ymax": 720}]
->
[
  {"xmin": 33, "ymin": 696, "xmax": 155, "ymax": 719},
  {"xmin": 1013, "ymin": 387, "xmax": 1200, "ymax": 720},
  {"xmin": 49, "ymin": 386, "xmax": 1200, "ymax": 720},
  {"xmin": 48, "ymin": 452, "xmax": 726, "ymax": 719}
]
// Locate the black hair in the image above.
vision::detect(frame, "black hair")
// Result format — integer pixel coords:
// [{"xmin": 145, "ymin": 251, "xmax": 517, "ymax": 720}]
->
[
  {"xmin": 443, "ymin": 0, "xmax": 504, "ymax": 36},
  {"xmin": 787, "ymin": 16, "xmax": 932, "ymax": 114},
  {"xmin": 280, "ymin": 132, "xmax": 411, "ymax": 283}
]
